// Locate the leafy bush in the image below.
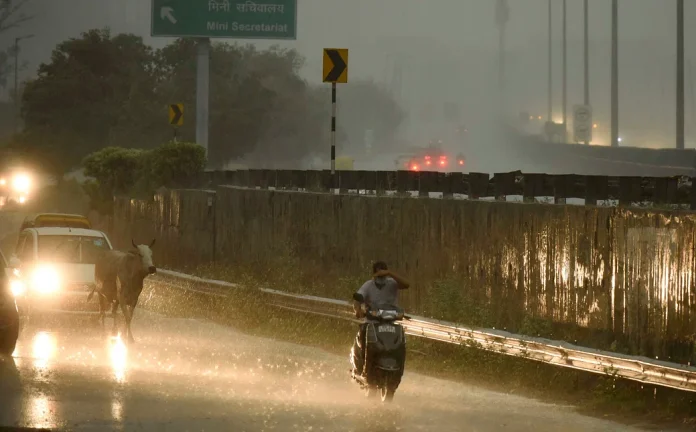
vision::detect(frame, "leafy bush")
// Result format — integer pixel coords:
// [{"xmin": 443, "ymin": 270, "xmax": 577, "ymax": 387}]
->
[
  {"xmin": 83, "ymin": 141, "xmax": 205, "ymax": 213},
  {"xmin": 144, "ymin": 141, "xmax": 206, "ymax": 189}
]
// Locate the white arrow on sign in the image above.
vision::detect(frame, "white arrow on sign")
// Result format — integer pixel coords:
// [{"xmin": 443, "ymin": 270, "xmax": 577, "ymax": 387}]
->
[{"xmin": 161, "ymin": 6, "xmax": 177, "ymax": 24}]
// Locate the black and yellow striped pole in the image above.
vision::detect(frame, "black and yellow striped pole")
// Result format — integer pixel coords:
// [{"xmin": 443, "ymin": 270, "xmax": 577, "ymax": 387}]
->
[
  {"xmin": 331, "ymin": 83, "xmax": 337, "ymax": 173},
  {"xmin": 323, "ymin": 49, "xmax": 349, "ymax": 179}
]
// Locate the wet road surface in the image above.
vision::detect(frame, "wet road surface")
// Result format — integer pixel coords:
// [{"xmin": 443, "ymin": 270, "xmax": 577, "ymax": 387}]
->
[{"xmin": 0, "ymin": 310, "xmax": 673, "ymax": 431}]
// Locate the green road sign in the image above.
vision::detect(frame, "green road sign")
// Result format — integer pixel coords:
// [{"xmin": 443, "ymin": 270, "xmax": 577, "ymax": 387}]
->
[{"xmin": 151, "ymin": 0, "xmax": 297, "ymax": 39}]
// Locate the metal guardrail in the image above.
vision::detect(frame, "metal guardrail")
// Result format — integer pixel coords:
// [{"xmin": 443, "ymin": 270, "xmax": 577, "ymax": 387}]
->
[{"xmin": 149, "ymin": 269, "xmax": 696, "ymax": 393}]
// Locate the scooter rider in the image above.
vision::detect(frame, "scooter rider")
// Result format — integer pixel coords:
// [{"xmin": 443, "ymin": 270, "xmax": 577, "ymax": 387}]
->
[{"xmin": 351, "ymin": 261, "xmax": 410, "ymax": 376}]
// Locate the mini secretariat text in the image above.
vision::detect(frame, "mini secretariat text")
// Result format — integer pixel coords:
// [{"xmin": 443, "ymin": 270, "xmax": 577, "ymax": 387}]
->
[
  {"xmin": 207, "ymin": 21, "xmax": 288, "ymax": 33},
  {"xmin": 208, "ymin": 1, "xmax": 287, "ymax": 13}
]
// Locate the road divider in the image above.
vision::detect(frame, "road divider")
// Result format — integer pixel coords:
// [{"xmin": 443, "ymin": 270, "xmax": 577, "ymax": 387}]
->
[{"xmin": 148, "ymin": 269, "xmax": 696, "ymax": 393}]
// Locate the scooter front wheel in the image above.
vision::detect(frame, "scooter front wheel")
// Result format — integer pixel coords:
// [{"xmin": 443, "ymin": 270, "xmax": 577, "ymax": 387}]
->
[{"xmin": 365, "ymin": 386, "xmax": 379, "ymax": 398}]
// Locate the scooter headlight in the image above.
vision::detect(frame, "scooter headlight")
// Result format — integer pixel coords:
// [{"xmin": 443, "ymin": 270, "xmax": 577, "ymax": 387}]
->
[{"xmin": 10, "ymin": 279, "xmax": 25, "ymax": 297}]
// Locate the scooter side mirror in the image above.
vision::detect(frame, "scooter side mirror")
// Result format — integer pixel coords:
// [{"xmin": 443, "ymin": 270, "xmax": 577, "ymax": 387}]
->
[
  {"xmin": 8, "ymin": 256, "xmax": 20, "ymax": 269},
  {"xmin": 352, "ymin": 293, "xmax": 364, "ymax": 303}
]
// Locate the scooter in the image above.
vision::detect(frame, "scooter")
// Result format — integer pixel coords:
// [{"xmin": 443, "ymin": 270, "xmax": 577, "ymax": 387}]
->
[{"xmin": 350, "ymin": 293, "xmax": 407, "ymax": 402}]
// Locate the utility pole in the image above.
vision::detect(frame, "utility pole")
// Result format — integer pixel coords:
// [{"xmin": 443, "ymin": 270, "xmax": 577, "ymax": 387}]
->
[
  {"xmin": 496, "ymin": 0, "xmax": 510, "ymax": 119},
  {"xmin": 611, "ymin": 0, "xmax": 619, "ymax": 147},
  {"xmin": 677, "ymin": 0, "xmax": 685, "ymax": 150},
  {"xmin": 547, "ymin": 0, "xmax": 553, "ymax": 123},
  {"xmin": 13, "ymin": 34, "xmax": 34, "ymax": 134},
  {"xmin": 562, "ymin": 0, "xmax": 567, "ymax": 138},
  {"xmin": 583, "ymin": 0, "xmax": 590, "ymax": 145}
]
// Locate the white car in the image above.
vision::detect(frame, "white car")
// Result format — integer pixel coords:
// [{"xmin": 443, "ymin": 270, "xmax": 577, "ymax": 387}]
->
[{"xmin": 9, "ymin": 226, "xmax": 114, "ymax": 316}]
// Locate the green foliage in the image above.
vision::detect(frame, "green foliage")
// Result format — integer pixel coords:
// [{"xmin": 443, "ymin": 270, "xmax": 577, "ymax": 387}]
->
[
  {"xmin": 83, "ymin": 146, "xmax": 144, "ymax": 213},
  {"xmin": 14, "ymin": 29, "xmax": 404, "ymax": 173},
  {"xmin": 424, "ymin": 278, "xmax": 492, "ymax": 327},
  {"xmin": 82, "ymin": 142, "xmax": 205, "ymax": 213},
  {"xmin": 144, "ymin": 141, "xmax": 206, "ymax": 189},
  {"xmin": 83, "ymin": 146, "xmax": 144, "ymax": 194}
]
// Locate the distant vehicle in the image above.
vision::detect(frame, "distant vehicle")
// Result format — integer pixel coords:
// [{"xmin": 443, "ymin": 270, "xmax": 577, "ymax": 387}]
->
[
  {"xmin": 0, "ymin": 248, "xmax": 20, "ymax": 355},
  {"xmin": 9, "ymin": 226, "xmax": 113, "ymax": 318},
  {"xmin": 20, "ymin": 213, "xmax": 92, "ymax": 232},
  {"xmin": 399, "ymin": 139, "xmax": 466, "ymax": 172},
  {"xmin": 0, "ymin": 168, "xmax": 33, "ymax": 208}
]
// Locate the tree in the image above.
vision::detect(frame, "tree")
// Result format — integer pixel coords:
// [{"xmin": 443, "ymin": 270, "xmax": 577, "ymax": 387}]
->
[
  {"xmin": 16, "ymin": 30, "xmax": 404, "ymax": 175},
  {"xmin": 155, "ymin": 40, "xmax": 321, "ymax": 166},
  {"xmin": 19, "ymin": 29, "xmax": 160, "ymax": 176},
  {"xmin": 141, "ymin": 141, "xmax": 206, "ymax": 189},
  {"xmin": 82, "ymin": 146, "xmax": 144, "ymax": 213}
]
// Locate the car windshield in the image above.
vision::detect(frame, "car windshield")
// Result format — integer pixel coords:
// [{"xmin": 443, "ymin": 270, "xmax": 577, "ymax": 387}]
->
[{"xmin": 37, "ymin": 235, "xmax": 109, "ymax": 264}]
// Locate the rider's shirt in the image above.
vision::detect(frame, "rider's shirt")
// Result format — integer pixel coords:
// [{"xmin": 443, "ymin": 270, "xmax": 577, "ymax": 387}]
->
[{"xmin": 357, "ymin": 277, "xmax": 400, "ymax": 322}]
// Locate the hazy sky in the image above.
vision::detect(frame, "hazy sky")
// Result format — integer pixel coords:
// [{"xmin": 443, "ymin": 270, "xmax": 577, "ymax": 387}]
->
[{"xmin": 4, "ymin": 0, "xmax": 696, "ymax": 148}]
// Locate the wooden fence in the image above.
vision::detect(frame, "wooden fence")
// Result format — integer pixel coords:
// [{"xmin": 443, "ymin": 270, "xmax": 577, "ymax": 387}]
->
[{"xmin": 200, "ymin": 170, "xmax": 696, "ymax": 208}]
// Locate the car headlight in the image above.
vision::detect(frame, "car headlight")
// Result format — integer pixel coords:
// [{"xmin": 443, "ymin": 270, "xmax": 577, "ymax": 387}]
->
[
  {"xmin": 31, "ymin": 265, "xmax": 60, "ymax": 294},
  {"xmin": 12, "ymin": 173, "xmax": 31, "ymax": 194},
  {"xmin": 10, "ymin": 279, "xmax": 25, "ymax": 297}
]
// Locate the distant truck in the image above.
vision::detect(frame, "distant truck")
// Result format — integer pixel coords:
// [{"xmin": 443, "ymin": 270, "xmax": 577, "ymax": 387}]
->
[{"xmin": 396, "ymin": 139, "xmax": 466, "ymax": 172}]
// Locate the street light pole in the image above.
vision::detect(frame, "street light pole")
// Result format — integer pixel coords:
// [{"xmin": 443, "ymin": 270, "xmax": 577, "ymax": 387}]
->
[
  {"xmin": 611, "ymin": 0, "xmax": 619, "ymax": 148},
  {"xmin": 13, "ymin": 34, "xmax": 34, "ymax": 134},
  {"xmin": 496, "ymin": 0, "xmax": 509, "ymax": 119},
  {"xmin": 677, "ymin": 0, "xmax": 685, "ymax": 150},
  {"xmin": 562, "ymin": 0, "xmax": 567, "ymax": 137},
  {"xmin": 547, "ymin": 0, "xmax": 553, "ymax": 123},
  {"xmin": 583, "ymin": 0, "xmax": 590, "ymax": 145}
]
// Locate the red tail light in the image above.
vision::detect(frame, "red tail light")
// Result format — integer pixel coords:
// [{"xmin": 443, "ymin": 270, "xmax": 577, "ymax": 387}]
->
[
  {"xmin": 425, "ymin": 160, "xmax": 431, "ymax": 166},
  {"xmin": 411, "ymin": 164, "xmax": 419, "ymax": 171},
  {"xmin": 458, "ymin": 160, "xmax": 464, "ymax": 166}
]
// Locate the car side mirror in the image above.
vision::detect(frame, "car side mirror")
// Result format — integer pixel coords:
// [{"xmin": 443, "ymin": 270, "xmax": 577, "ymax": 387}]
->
[{"xmin": 352, "ymin": 293, "xmax": 364, "ymax": 303}]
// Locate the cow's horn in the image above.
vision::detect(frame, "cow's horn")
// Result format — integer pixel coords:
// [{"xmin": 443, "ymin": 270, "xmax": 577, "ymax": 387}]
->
[
  {"xmin": 132, "ymin": 239, "xmax": 137, "ymax": 248},
  {"xmin": 149, "ymin": 239, "xmax": 156, "ymax": 248}
]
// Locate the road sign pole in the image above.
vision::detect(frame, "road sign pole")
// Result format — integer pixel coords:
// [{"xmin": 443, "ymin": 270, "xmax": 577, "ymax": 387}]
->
[
  {"xmin": 322, "ymin": 48, "xmax": 348, "ymax": 178},
  {"xmin": 611, "ymin": 0, "xmax": 618, "ymax": 148},
  {"xmin": 173, "ymin": 127, "xmax": 178, "ymax": 143},
  {"xmin": 331, "ymin": 82, "xmax": 336, "ymax": 176},
  {"xmin": 196, "ymin": 38, "xmax": 210, "ymax": 159}
]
